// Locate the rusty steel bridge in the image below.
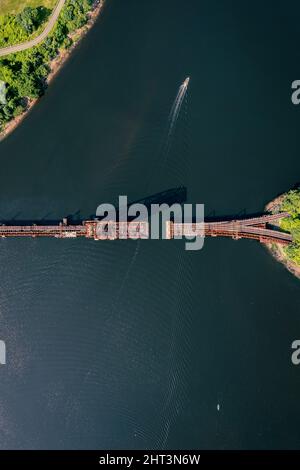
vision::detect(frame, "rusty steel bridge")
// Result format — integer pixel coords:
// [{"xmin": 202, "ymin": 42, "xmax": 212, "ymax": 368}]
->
[
  {"xmin": 0, "ymin": 212, "xmax": 293, "ymax": 245},
  {"xmin": 167, "ymin": 212, "xmax": 293, "ymax": 245}
]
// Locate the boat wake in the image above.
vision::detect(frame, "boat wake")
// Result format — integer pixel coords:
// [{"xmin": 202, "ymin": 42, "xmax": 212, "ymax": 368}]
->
[
  {"xmin": 161, "ymin": 77, "xmax": 190, "ymax": 168},
  {"xmin": 168, "ymin": 77, "xmax": 190, "ymax": 138}
]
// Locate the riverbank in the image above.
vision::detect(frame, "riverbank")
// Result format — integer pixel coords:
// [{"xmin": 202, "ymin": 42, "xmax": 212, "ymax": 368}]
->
[
  {"xmin": 0, "ymin": 0, "xmax": 105, "ymax": 142},
  {"xmin": 265, "ymin": 194, "xmax": 300, "ymax": 279}
]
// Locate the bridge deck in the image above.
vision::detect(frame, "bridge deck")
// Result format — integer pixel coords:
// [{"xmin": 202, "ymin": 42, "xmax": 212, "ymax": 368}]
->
[
  {"xmin": 0, "ymin": 212, "xmax": 292, "ymax": 245},
  {"xmin": 167, "ymin": 212, "xmax": 292, "ymax": 245}
]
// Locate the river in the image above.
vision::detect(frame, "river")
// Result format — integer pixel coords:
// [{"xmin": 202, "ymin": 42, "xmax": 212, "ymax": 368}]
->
[{"xmin": 0, "ymin": 0, "xmax": 300, "ymax": 449}]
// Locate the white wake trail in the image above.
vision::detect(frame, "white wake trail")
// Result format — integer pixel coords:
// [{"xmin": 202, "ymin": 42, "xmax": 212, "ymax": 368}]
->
[
  {"xmin": 161, "ymin": 77, "xmax": 190, "ymax": 167},
  {"xmin": 168, "ymin": 77, "xmax": 189, "ymax": 132}
]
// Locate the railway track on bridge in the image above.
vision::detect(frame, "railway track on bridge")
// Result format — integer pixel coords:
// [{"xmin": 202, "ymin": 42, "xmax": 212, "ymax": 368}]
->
[
  {"xmin": 168, "ymin": 212, "xmax": 293, "ymax": 245},
  {"xmin": 0, "ymin": 212, "xmax": 293, "ymax": 245}
]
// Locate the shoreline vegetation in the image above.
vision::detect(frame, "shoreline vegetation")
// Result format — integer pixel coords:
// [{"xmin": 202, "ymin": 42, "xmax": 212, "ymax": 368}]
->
[
  {"xmin": 0, "ymin": 0, "xmax": 105, "ymax": 141},
  {"xmin": 265, "ymin": 189, "xmax": 300, "ymax": 279},
  {"xmin": 0, "ymin": 1, "xmax": 56, "ymax": 17}
]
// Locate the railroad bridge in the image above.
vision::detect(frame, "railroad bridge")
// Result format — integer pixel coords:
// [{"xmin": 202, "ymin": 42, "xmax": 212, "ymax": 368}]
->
[
  {"xmin": 167, "ymin": 212, "xmax": 293, "ymax": 245},
  {"xmin": 0, "ymin": 212, "xmax": 293, "ymax": 245}
]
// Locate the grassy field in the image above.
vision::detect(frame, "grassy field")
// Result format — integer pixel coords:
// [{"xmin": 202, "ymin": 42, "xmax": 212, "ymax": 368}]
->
[{"xmin": 0, "ymin": 0, "xmax": 57, "ymax": 16}]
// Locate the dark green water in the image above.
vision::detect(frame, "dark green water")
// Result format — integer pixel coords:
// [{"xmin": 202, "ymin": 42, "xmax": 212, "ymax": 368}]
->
[{"xmin": 0, "ymin": 0, "xmax": 300, "ymax": 449}]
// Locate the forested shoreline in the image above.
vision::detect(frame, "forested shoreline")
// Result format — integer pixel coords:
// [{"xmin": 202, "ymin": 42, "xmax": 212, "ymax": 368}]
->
[
  {"xmin": 277, "ymin": 189, "xmax": 300, "ymax": 265},
  {"xmin": 265, "ymin": 188, "xmax": 300, "ymax": 279},
  {"xmin": 0, "ymin": 0, "xmax": 97, "ymax": 132}
]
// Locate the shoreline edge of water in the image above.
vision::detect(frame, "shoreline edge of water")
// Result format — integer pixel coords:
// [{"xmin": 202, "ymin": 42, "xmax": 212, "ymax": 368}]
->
[
  {"xmin": 265, "ymin": 194, "xmax": 300, "ymax": 279},
  {"xmin": 0, "ymin": 0, "xmax": 105, "ymax": 142}
]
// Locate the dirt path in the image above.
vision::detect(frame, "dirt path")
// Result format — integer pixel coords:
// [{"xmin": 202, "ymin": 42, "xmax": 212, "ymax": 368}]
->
[{"xmin": 0, "ymin": 0, "xmax": 65, "ymax": 57}]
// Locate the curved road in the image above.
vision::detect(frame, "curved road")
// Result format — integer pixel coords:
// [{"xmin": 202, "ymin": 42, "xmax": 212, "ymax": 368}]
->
[{"xmin": 0, "ymin": 0, "xmax": 66, "ymax": 58}]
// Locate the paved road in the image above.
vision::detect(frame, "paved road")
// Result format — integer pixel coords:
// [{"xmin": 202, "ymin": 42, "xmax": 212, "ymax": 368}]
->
[{"xmin": 0, "ymin": 0, "xmax": 66, "ymax": 57}]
